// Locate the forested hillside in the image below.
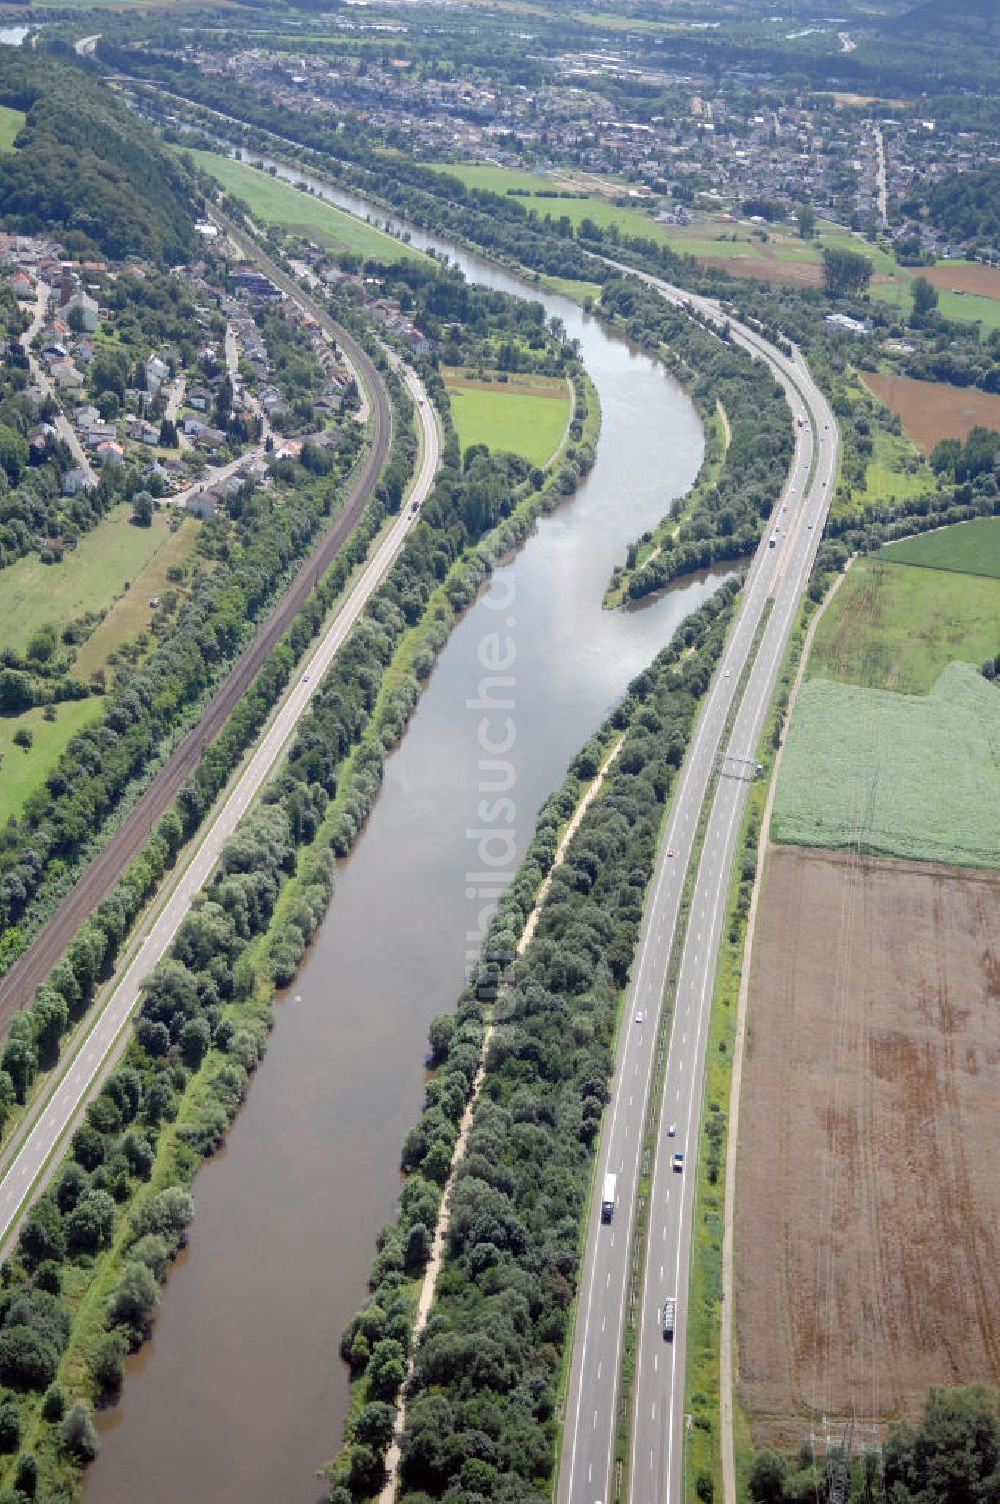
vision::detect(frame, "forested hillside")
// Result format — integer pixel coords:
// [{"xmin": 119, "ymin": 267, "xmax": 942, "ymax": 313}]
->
[
  {"xmin": 923, "ymin": 164, "xmax": 1000, "ymax": 247},
  {"xmin": 0, "ymin": 51, "xmax": 195, "ymax": 263}
]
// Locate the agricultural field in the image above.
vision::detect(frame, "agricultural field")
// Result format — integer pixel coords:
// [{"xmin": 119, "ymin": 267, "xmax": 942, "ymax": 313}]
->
[
  {"xmin": 922, "ymin": 259, "xmax": 1000, "ymax": 300},
  {"xmin": 860, "ymin": 371, "xmax": 1000, "ymax": 451},
  {"xmin": 657, "ymin": 215, "xmax": 1000, "ymax": 325},
  {"xmin": 735, "ymin": 846, "xmax": 1000, "ymax": 1451},
  {"xmin": 182, "ymin": 150, "xmax": 429, "ymax": 264},
  {"xmin": 0, "ymin": 104, "xmax": 24, "ymax": 153},
  {"xmin": 771, "ymin": 663, "xmax": 1000, "ymax": 867},
  {"xmin": 424, "ymin": 159, "xmax": 664, "ymax": 240},
  {"xmin": 807, "ymin": 555, "xmax": 1000, "ymax": 693},
  {"xmin": 442, "ymin": 368, "xmax": 570, "ymax": 466},
  {"xmin": 880, "ymin": 516, "xmax": 1000, "ymax": 578}
]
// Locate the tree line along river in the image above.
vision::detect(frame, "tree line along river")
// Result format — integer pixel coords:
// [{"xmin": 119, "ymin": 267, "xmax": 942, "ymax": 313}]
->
[{"xmin": 83, "ymin": 177, "xmax": 725, "ymax": 1504}]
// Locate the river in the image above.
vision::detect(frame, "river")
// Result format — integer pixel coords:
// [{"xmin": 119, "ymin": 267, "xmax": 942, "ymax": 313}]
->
[{"xmin": 85, "ymin": 178, "xmax": 722, "ymax": 1504}]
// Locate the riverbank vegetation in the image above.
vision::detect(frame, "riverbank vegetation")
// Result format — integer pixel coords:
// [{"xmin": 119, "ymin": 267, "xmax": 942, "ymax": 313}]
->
[
  {"xmin": 0, "ymin": 286, "xmax": 593, "ymax": 1502},
  {"xmin": 599, "ymin": 278, "xmax": 793, "ymax": 602},
  {"xmin": 327, "ymin": 579, "xmax": 739, "ymax": 1502}
]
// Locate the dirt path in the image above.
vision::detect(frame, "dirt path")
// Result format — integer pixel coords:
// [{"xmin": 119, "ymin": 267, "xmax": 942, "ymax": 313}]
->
[
  {"xmin": 720, "ymin": 568, "xmax": 849, "ymax": 1504},
  {"xmin": 377, "ymin": 735, "xmax": 624, "ymax": 1502}
]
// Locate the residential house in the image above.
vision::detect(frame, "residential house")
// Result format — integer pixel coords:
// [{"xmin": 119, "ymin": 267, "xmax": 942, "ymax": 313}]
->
[
  {"xmin": 187, "ymin": 386, "xmax": 212, "ymax": 411},
  {"xmin": 63, "ymin": 291, "xmax": 100, "ymax": 333},
  {"xmin": 11, "ymin": 269, "xmax": 33, "ymax": 300},
  {"xmin": 50, "ymin": 358, "xmax": 85, "ymax": 393},
  {"xmin": 196, "ymin": 427, "xmax": 227, "ymax": 454},
  {"xmin": 62, "ymin": 466, "xmax": 92, "ymax": 496},
  {"xmin": 95, "ymin": 439, "xmax": 124, "ymax": 465},
  {"xmin": 145, "ymin": 355, "xmax": 171, "ymax": 395}
]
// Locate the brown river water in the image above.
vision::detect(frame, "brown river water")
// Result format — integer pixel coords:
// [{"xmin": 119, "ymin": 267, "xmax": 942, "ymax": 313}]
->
[{"xmin": 85, "ymin": 201, "xmax": 722, "ymax": 1504}]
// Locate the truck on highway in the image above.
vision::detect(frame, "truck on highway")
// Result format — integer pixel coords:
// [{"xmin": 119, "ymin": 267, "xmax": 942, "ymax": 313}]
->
[
  {"xmin": 662, "ymin": 1297, "xmax": 676, "ymax": 1341},
  {"xmin": 601, "ymin": 1173, "xmax": 617, "ymax": 1223}
]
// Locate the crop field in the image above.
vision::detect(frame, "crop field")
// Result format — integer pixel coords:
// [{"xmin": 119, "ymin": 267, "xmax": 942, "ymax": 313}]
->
[
  {"xmin": 0, "ymin": 105, "xmax": 24, "ymax": 153},
  {"xmin": 807, "ymin": 556, "xmax": 1000, "ymax": 693},
  {"xmin": 442, "ymin": 369, "xmax": 569, "ymax": 465},
  {"xmin": 772, "ymin": 663, "xmax": 1000, "ymax": 867},
  {"xmin": 182, "ymin": 150, "xmax": 428, "ymax": 263},
  {"xmin": 0, "ymin": 505, "xmax": 171, "ymax": 656},
  {"xmin": 735, "ymin": 846, "xmax": 1000, "ymax": 1451},
  {"xmin": 880, "ymin": 517, "xmax": 1000, "ymax": 579},
  {"xmin": 860, "ymin": 371, "xmax": 1000, "ymax": 451},
  {"xmin": 657, "ymin": 217, "xmax": 1000, "ymax": 325},
  {"xmin": 923, "ymin": 260, "xmax": 1000, "ymax": 300}
]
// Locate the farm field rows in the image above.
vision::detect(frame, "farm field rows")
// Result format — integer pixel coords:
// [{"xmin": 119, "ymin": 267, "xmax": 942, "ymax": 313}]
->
[
  {"xmin": 735, "ymin": 846, "xmax": 1000, "ymax": 1450},
  {"xmin": 771, "ymin": 662, "xmax": 1000, "ymax": 867},
  {"xmin": 880, "ymin": 516, "xmax": 1000, "ymax": 578},
  {"xmin": 442, "ymin": 368, "xmax": 570, "ymax": 465},
  {"xmin": 861, "ymin": 371, "xmax": 1000, "ymax": 450}
]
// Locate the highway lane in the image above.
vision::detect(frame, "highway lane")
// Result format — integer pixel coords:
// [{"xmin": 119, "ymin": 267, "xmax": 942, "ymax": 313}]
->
[
  {"xmin": 0, "ymin": 368, "xmax": 440, "ymax": 1256},
  {"xmin": 559, "ymin": 274, "xmax": 837, "ymax": 1504},
  {"xmin": 631, "ymin": 344, "xmax": 838, "ymax": 1504}
]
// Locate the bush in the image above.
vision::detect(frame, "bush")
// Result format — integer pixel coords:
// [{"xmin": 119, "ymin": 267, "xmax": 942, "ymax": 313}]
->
[{"xmin": 60, "ymin": 1400, "xmax": 99, "ymax": 1462}]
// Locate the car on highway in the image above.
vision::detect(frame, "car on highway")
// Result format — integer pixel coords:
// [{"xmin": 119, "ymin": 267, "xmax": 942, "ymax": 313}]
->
[
  {"xmin": 303, "ymin": 673, "xmax": 310, "ymax": 683},
  {"xmin": 635, "ymin": 1010, "xmax": 645, "ymax": 1025},
  {"xmin": 671, "ymin": 1151, "xmax": 684, "ymax": 1173},
  {"xmin": 668, "ymin": 1122, "xmax": 676, "ymax": 1137},
  {"xmin": 667, "ymin": 847, "xmax": 675, "ymax": 858},
  {"xmin": 724, "ymin": 669, "xmax": 731, "ymax": 678}
]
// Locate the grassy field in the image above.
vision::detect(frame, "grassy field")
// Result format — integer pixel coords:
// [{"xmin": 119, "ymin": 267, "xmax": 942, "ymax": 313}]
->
[
  {"xmin": 445, "ymin": 378, "xmax": 570, "ymax": 466},
  {"xmin": 424, "ymin": 160, "xmax": 664, "ymax": 241},
  {"xmin": 880, "ymin": 517, "xmax": 1000, "ymax": 578},
  {"xmin": 861, "ymin": 424, "xmax": 934, "ymax": 507},
  {"xmin": 0, "ymin": 104, "xmax": 24, "ymax": 153},
  {"xmin": 772, "ymin": 662, "xmax": 1000, "ymax": 867},
  {"xmin": 0, "ymin": 699, "xmax": 100, "ymax": 825},
  {"xmin": 183, "ymin": 150, "xmax": 430, "ymax": 264},
  {"xmin": 540, "ymin": 275, "xmax": 603, "ymax": 307},
  {"xmin": 0, "ymin": 505, "xmax": 170, "ymax": 656},
  {"xmin": 808, "ymin": 556, "xmax": 1000, "ymax": 694},
  {"xmin": 74, "ymin": 516, "xmax": 202, "ymax": 677}
]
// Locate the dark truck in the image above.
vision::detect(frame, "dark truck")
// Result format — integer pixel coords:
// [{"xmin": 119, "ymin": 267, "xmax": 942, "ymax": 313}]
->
[{"xmin": 662, "ymin": 1297, "xmax": 677, "ymax": 1341}]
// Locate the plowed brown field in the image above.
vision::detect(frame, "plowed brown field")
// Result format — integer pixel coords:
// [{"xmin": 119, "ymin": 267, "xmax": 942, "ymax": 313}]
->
[
  {"xmin": 861, "ymin": 371, "xmax": 1000, "ymax": 451},
  {"xmin": 734, "ymin": 846, "xmax": 1000, "ymax": 1450}
]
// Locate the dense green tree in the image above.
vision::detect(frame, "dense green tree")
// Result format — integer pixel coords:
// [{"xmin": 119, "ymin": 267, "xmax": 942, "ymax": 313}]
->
[{"xmin": 822, "ymin": 247, "xmax": 873, "ymax": 296}]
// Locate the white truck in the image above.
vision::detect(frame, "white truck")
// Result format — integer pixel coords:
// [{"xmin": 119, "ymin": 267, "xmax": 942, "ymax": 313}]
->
[{"xmin": 601, "ymin": 1172, "xmax": 617, "ymax": 1224}]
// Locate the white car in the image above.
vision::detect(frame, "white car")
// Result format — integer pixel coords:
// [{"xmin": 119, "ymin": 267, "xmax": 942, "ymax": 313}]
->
[
  {"xmin": 668, "ymin": 1122, "xmax": 677, "ymax": 1137},
  {"xmin": 635, "ymin": 1010, "xmax": 645, "ymax": 1025}
]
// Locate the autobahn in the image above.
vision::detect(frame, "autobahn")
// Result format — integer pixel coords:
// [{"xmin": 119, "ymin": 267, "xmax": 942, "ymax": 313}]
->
[
  {"xmin": 0, "ymin": 222, "xmax": 390, "ymax": 1024},
  {"xmin": 559, "ymin": 275, "xmax": 838, "ymax": 1504},
  {"xmin": 0, "ymin": 365, "xmax": 439, "ymax": 1254}
]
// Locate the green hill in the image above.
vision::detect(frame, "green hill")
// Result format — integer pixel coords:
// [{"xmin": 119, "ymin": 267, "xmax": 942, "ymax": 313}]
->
[{"xmin": 0, "ymin": 51, "xmax": 195, "ymax": 264}]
